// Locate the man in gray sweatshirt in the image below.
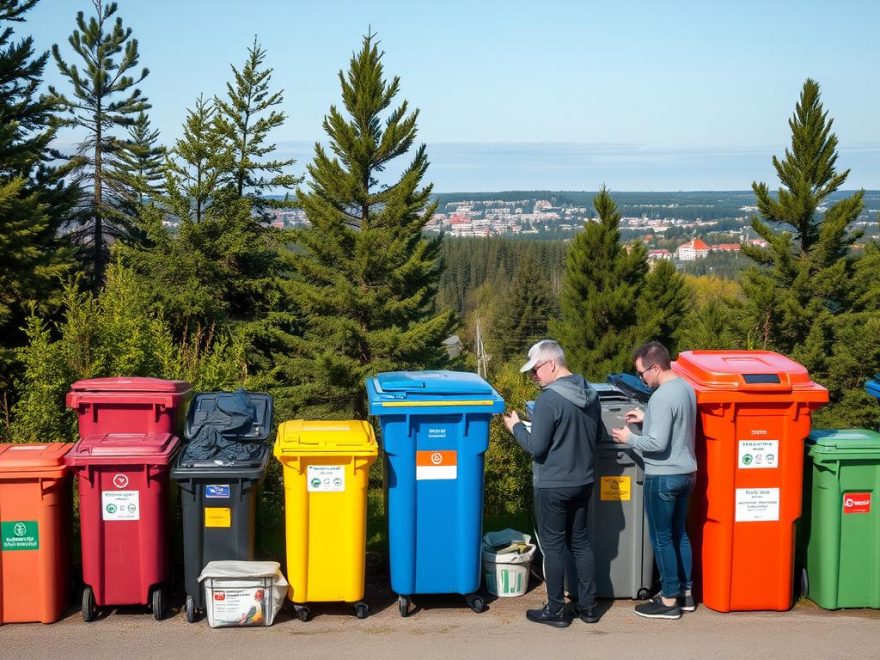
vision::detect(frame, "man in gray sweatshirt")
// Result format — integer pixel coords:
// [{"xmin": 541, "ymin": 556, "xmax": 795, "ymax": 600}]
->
[
  {"xmin": 503, "ymin": 340, "xmax": 603, "ymax": 627},
  {"xmin": 612, "ymin": 341, "xmax": 697, "ymax": 620}
]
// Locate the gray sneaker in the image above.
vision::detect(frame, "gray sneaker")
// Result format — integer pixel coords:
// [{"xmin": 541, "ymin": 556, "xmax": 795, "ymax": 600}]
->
[
  {"xmin": 634, "ymin": 597, "xmax": 681, "ymax": 620},
  {"xmin": 678, "ymin": 592, "xmax": 696, "ymax": 612}
]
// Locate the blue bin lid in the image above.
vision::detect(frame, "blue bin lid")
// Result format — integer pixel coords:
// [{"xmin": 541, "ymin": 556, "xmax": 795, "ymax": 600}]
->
[
  {"xmin": 866, "ymin": 377, "xmax": 880, "ymax": 401},
  {"xmin": 367, "ymin": 370, "xmax": 504, "ymax": 413}
]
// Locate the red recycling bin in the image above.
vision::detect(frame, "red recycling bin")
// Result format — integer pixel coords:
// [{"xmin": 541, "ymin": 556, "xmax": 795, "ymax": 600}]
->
[
  {"xmin": 673, "ymin": 351, "xmax": 828, "ymax": 612},
  {"xmin": 64, "ymin": 433, "xmax": 179, "ymax": 621},
  {"xmin": 66, "ymin": 377, "xmax": 192, "ymax": 437}
]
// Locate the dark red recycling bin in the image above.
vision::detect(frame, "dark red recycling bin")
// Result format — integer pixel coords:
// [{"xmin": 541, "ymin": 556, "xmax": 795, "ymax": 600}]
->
[
  {"xmin": 66, "ymin": 377, "xmax": 192, "ymax": 437},
  {"xmin": 64, "ymin": 433, "xmax": 179, "ymax": 621}
]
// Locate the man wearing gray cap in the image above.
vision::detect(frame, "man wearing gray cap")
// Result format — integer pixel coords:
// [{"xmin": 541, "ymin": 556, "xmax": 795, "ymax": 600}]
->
[{"xmin": 503, "ymin": 339, "xmax": 604, "ymax": 627}]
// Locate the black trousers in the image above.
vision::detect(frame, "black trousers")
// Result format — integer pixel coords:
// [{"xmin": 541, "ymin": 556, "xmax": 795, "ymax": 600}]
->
[{"xmin": 533, "ymin": 483, "xmax": 596, "ymax": 612}]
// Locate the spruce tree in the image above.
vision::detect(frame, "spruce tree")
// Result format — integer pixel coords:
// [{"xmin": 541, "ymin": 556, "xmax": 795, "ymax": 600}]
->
[
  {"xmin": 738, "ymin": 79, "xmax": 879, "ymax": 426},
  {"xmin": 0, "ymin": 0, "xmax": 76, "ymax": 398},
  {"xmin": 550, "ymin": 186, "xmax": 647, "ymax": 379},
  {"xmin": 491, "ymin": 253, "xmax": 553, "ymax": 361},
  {"xmin": 109, "ymin": 111, "xmax": 165, "ymax": 214},
  {"xmin": 278, "ymin": 33, "xmax": 453, "ymax": 418},
  {"xmin": 50, "ymin": 0, "xmax": 149, "ymax": 287},
  {"xmin": 215, "ymin": 37, "xmax": 298, "ymax": 208},
  {"xmin": 636, "ymin": 258, "xmax": 691, "ymax": 354}
]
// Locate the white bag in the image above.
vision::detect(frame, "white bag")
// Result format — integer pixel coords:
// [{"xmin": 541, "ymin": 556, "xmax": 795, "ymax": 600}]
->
[{"xmin": 198, "ymin": 560, "xmax": 288, "ymax": 628}]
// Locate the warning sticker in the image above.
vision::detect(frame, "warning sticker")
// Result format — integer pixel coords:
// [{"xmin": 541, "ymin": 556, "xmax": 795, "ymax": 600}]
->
[
  {"xmin": 205, "ymin": 507, "xmax": 232, "ymax": 527},
  {"xmin": 843, "ymin": 492, "xmax": 871, "ymax": 514},
  {"xmin": 307, "ymin": 465, "xmax": 345, "ymax": 492},
  {"xmin": 102, "ymin": 490, "xmax": 140, "ymax": 521},
  {"xmin": 735, "ymin": 488, "xmax": 779, "ymax": 522},
  {"xmin": 2, "ymin": 521, "xmax": 39, "ymax": 551},
  {"xmin": 738, "ymin": 440, "xmax": 779, "ymax": 469},
  {"xmin": 416, "ymin": 450, "xmax": 457, "ymax": 480},
  {"xmin": 600, "ymin": 476, "xmax": 631, "ymax": 501}
]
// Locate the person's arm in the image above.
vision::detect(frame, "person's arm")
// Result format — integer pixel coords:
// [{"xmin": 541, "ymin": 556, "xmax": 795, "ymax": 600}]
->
[
  {"xmin": 511, "ymin": 395, "xmax": 556, "ymax": 461},
  {"xmin": 626, "ymin": 395, "xmax": 674, "ymax": 453}
]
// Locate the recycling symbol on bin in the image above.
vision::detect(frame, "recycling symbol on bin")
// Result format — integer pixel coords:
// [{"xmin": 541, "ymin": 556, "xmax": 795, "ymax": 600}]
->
[
  {"xmin": 311, "ymin": 478, "xmax": 321, "ymax": 489},
  {"xmin": 742, "ymin": 455, "xmax": 753, "ymax": 466},
  {"xmin": 113, "ymin": 474, "xmax": 129, "ymax": 489},
  {"xmin": 13, "ymin": 522, "xmax": 26, "ymax": 536},
  {"xmin": 106, "ymin": 504, "xmax": 117, "ymax": 514}
]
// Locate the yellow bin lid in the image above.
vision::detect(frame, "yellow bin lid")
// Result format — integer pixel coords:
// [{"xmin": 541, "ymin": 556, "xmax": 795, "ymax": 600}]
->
[{"xmin": 274, "ymin": 420, "xmax": 378, "ymax": 457}]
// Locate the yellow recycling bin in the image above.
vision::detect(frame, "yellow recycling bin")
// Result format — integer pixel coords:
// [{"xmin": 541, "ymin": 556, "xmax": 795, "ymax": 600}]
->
[{"xmin": 273, "ymin": 419, "xmax": 377, "ymax": 621}]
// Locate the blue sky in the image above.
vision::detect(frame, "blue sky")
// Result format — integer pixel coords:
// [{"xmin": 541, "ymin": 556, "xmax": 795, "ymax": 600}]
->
[{"xmin": 25, "ymin": 0, "xmax": 880, "ymax": 191}]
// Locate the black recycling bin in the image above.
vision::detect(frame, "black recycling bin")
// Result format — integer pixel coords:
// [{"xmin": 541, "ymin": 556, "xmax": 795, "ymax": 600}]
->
[{"xmin": 171, "ymin": 390, "xmax": 273, "ymax": 623}]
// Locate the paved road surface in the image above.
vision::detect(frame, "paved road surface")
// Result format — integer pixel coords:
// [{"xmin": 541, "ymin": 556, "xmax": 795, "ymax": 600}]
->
[{"xmin": 3, "ymin": 581, "xmax": 879, "ymax": 660}]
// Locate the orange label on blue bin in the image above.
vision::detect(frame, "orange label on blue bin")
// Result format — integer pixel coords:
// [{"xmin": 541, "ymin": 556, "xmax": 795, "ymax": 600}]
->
[{"xmin": 416, "ymin": 450, "xmax": 457, "ymax": 480}]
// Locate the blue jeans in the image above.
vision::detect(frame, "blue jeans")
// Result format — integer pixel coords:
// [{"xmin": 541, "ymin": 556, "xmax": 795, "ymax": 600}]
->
[{"xmin": 645, "ymin": 473, "xmax": 695, "ymax": 599}]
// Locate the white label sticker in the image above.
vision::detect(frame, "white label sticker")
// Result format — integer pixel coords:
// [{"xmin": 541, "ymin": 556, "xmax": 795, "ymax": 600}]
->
[
  {"xmin": 102, "ymin": 490, "xmax": 140, "ymax": 521},
  {"xmin": 307, "ymin": 465, "xmax": 345, "ymax": 492},
  {"xmin": 735, "ymin": 488, "xmax": 779, "ymax": 522},
  {"xmin": 738, "ymin": 440, "xmax": 779, "ymax": 469}
]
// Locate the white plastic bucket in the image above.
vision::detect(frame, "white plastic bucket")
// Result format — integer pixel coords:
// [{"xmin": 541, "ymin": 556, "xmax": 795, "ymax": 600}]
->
[
  {"xmin": 199, "ymin": 560, "xmax": 288, "ymax": 628},
  {"xmin": 482, "ymin": 529, "xmax": 535, "ymax": 598}
]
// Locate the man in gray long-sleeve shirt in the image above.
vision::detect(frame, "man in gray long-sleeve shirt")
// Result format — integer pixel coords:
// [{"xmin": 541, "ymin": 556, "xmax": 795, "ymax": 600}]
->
[
  {"xmin": 503, "ymin": 340, "xmax": 604, "ymax": 627},
  {"xmin": 612, "ymin": 341, "xmax": 697, "ymax": 620}
]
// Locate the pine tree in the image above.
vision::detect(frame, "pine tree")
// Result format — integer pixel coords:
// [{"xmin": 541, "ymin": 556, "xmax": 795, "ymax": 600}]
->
[
  {"xmin": 636, "ymin": 258, "xmax": 691, "ymax": 354},
  {"xmin": 0, "ymin": 0, "xmax": 76, "ymax": 399},
  {"xmin": 278, "ymin": 33, "xmax": 453, "ymax": 418},
  {"xmin": 491, "ymin": 253, "xmax": 553, "ymax": 361},
  {"xmin": 109, "ymin": 111, "xmax": 165, "ymax": 215},
  {"xmin": 550, "ymin": 186, "xmax": 647, "ymax": 379},
  {"xmin": 215, "ymin": 37, "xmax": 299, "ymax": 209},
  {"xmin": 50, "ymin": 0, "xmax": 150, "ymax": 287},
  {"xmin": 738, "ymin": 79, "xmax": 879, "ymax": 426}
]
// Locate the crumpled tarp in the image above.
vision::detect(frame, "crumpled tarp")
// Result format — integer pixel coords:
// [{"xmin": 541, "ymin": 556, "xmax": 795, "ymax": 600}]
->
[{"xmin": 180, "ymin": 388, "xmax": 266, "ymax": 466}]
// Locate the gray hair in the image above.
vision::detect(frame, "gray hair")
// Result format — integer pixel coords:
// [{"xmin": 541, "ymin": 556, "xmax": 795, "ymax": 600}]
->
[{"xmin": 533, "ymin": 339, "xmax": 568, "ymax": 368}]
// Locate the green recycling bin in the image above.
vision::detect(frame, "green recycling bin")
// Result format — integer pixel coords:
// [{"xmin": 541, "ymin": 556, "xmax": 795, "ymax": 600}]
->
[{"xmin": 799, "ymin": 428, "xmax": 880, "ymax": 609}]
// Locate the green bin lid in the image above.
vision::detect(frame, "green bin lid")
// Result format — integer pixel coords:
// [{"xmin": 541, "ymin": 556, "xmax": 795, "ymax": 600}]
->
[{"xmin": 807, "ymin": 428, "xmax": 880, "ymax": 455}]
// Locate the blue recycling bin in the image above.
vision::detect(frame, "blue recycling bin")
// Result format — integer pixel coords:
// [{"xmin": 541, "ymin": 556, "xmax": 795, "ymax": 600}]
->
[
  {"xmin": 866, "ymin": 376, "xmax": 880, "ymax": 404},
  {"xmin": 366, "ymin": 370, "xmax": 504, "ymax": 616}
]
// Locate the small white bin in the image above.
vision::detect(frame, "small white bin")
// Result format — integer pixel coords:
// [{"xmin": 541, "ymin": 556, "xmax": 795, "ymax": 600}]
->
[
  {"xmin": 199, "ymin": 560, "xmax": 288, "ymax": 627},
  {"xmin": 482, "ymin": 529, "xmax": 536, "ymax": 598}
]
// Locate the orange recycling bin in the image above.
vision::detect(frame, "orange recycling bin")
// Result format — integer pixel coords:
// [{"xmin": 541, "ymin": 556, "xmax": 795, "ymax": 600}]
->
[
  {"xmin": 0, "ymin": 443, "xmax": 74, "ymax": 624},
  {"xmin": 673, "ymin": 351, "xmax": 828, "ymax": 612}
]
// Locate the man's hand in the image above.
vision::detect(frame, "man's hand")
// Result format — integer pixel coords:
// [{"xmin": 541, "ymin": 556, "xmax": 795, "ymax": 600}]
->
[
  {"xmin": 624, "ymin": 408, "xmax": 644, "ymax": 425},
  {"xmin": 611, "ymin": 426, "xmax": 631, "ymax": 444},
  {"xmin": 502, "ymin": 410, "xmax": 521, "ymax": 433}
]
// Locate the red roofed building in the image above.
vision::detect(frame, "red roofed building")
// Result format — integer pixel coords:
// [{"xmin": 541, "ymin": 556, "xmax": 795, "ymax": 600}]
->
[
  {"xmin": 712, "ymin": 243, "xmax": 741, "ymax": 252},
  {"xmin": 676, "ymin": 238, "xmax": 710, "ymax": 261}
]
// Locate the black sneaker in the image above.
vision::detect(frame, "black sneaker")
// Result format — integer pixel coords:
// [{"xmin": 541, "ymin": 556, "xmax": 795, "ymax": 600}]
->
[
  {"xmin": 578, "ymin": 605, "xmax": 599, "ymax": 623},
  {"xmin": 526, "ymin": 603, "xmax": 571, "ymax": 628},
  {"xmin": 634, "ymin": 597, "xmax": 681, "ymax": 620},
  {"xmin": 678, "ymin": 592, "xmax": 696, "ymax": 612}
]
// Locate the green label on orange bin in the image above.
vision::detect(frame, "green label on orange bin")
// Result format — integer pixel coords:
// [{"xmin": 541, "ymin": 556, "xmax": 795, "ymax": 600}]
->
[{"xmin": 1, "ymin": 521, "xmax": 39, "ymax": 550}]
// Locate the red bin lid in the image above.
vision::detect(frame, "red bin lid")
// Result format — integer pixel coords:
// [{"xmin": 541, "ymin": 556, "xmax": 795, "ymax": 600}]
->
[
  {"xmin": 0, "ymin": 443, "xmax": 74, "ymax": 473},
  {"xmin": 69, "ymin": 376, "xmax": 192, "ymax": 394},
  {"xmin": 65, "ymin": 434, "xmax": 179, "ymax": 465},
  {"xmin": 673, "ymin": 350, "xmax": 827, "ymax": 397}
]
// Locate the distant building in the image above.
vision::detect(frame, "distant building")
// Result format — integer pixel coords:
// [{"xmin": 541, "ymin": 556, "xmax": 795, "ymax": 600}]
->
[
  {"xmin": 647, "ymin": 249, "xmax": 672, "ymax": 261},
  {"xmin": 711, "ymin": 243, "xmax": 741, "ymax": 253},
  {"xmin": 676, "ymin": 238, "xmax": 710, "ymax": 261}
]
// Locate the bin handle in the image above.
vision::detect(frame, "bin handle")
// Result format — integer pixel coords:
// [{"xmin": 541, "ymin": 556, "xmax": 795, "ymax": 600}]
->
[{"xmin": 68, "ymin": 392, "xmax": 176, "ymax": 408}]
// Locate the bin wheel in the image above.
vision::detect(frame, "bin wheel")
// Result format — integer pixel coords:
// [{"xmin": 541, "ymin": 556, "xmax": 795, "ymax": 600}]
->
[
  {"xmin": 398, "ymin": 595, "xmax": 410, "ymax": 617},
  {"xmin": 637, "ymin": 588, "xmax": 650, "ymax": 600},
  {"xmin": 465, "ymin": 593, "xmax": 485, "ymax": 613},
  {"xmin": 294, "ymin": 604, "xmax": 311, "ymax": 622},
  {"xmin": 354, "ymin": 602, "xmax": 369, "ymax": 619},
  {"xmin": 799, "ymin": 567, "xmax": 809, "ymax": 599},
  {"xmin": 81, "ymin": 585, "xmax": 96, "ymax": 623},
  {"xmin": 152, "ymin": 586, "xmax": 166, "ymax": 621},
  {"xmin": 185, "ymin": 594, "xmax": 197, "ymax": 623}
]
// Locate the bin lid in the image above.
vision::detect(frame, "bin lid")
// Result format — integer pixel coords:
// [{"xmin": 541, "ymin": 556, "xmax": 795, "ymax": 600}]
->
[
  {"xmin": 274, "ymin": 420, "xmax": 378, "ymax": 457},
  {"xmin": 807, "ymin": 428, "xmax": 880, "ymax": 455},
  {"xmin": 69, "ymin": 376, "xmax": 192, "ymax": 394},
  {"xmin": 65, "ymin": 433, "xmax": 179, "ymax": 462},
  {"xmin": 0, "ymin": 443, "xmax": 74, "ymax": 473},
  {"xmin": 606, "ymin": 373, "xmax": 653, "ymax": 404},
  {"xmin": 367, "ymin": 370, "xmax": 505, "ymax": 413},
  {"xmin": 672, "ymin": 350, "xmax": 827, "ymax": 395},
  {"xmin": 866, "ymin": 377, "xmax": 880, "ymax": 400},
  {"xmin": 185, "ymin": 391, "xmax": 273, "ymax": 442}
]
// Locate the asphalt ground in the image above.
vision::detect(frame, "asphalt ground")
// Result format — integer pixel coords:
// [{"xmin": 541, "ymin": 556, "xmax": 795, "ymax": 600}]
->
[{"xmin": 3, "ymin": 573, "xmax": 879, "ymax": 660}]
